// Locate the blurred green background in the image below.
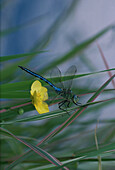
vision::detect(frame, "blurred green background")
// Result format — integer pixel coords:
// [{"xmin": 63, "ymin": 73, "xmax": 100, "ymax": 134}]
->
[{"xmin": 0, "ymin": 0, "xmax": 115, "ymax": 169}]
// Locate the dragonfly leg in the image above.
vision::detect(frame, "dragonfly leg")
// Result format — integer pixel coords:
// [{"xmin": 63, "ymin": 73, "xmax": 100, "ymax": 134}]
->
[
  {"xmin": 58, "ymin": 100, "xmax": 66, "ymax": 111},
  {"xmin": 75, "ymin": 102, "xmax": 82, "ymax": 106},
  {"xmin": 67, "ymin": 101, "xmax": 70, "ymax": 108},
  {"xmin": 58, "ymin": 100, "xmax": 70, "ymax": 115}
]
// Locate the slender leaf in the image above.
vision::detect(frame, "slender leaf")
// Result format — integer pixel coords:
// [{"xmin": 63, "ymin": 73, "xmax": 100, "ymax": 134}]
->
[
  {"xmin": 5, "ymin": 75, "xmax": 115, "ymax": 169},
  {"xmin": 52, "ymin": 143, "xmax": 115, "ymax": 169},
  {"xmin": 30, "ymin": 0, "xmax": 78, "ymax": 51},
  {"xmin": 1, "ymin": 56, "xmax": 34, "ymax": 82},
  {"xmin": 0, "ymin": 51, "xmax": 47, "ymax": 62},
  {"xmin": 1, "ymin": 68, "xmax": 115, "ymax": 93},
  {"xmin": 0, "ymin": 127, "xmax": 68, "ymax": 170},
  {"xmin": 0, "ymin": 13, "xmax": 48, "ymax": 37},
  {"xmin": 0, "ymin": 98, "xmax": 114, "ymax": 124},
  {"xmin": 0, "ymin": 91, "xmax": 30, "ymax": 98},
  {"xmin": 40, "ymin": 24, "xmax": 114, "ymax": 74}
]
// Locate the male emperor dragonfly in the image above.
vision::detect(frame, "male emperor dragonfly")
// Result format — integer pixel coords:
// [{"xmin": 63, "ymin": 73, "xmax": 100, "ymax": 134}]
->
[{"xmin": 19, "ymin": 65, "xmax": 80, "ymax": 112}]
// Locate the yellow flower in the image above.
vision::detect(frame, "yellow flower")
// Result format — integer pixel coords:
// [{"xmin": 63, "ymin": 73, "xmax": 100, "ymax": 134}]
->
[{"xmin": 30, "ymin": 80, "xmax": 49, "ymax": 114}]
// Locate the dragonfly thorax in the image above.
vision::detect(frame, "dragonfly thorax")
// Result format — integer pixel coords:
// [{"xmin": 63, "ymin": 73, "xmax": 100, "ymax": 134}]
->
[{"xmin": 59, "ymin": 89, "xmax": 73, "ymax": 100}]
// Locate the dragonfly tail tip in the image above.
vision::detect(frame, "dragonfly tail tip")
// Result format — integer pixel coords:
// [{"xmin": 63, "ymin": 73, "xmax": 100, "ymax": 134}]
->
[{"xmin": 18, "ymin": 65, "xmax": 24, "ymax": 70}]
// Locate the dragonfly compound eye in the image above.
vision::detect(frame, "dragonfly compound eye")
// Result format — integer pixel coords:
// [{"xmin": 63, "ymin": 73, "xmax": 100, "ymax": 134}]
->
[{"xmin": 73, "ymin": 95, "xmax": 79, "ymax": 104}]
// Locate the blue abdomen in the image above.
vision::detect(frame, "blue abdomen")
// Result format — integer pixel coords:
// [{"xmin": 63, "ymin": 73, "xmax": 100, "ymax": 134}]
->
[{"xmin": 18, "ymin": 66, "xmax": 62, "ymax": 93}]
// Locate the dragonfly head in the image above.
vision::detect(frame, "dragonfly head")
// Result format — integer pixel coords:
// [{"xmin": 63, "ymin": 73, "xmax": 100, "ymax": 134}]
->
[{"xmin": 72, "ymin": 94, "xmax": 79, "ymax": 105}]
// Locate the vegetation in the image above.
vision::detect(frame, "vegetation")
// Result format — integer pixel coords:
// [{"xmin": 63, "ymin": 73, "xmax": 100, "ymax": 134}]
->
[{"xmin": 0, "ymin": 1, "xmax": 115, "ymax": 169}]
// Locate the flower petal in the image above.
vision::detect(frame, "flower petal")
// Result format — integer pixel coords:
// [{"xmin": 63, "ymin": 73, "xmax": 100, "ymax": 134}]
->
[
  {"xmin": 30, "ymin": 80, "xmax": 41, "ymax": 96},
  {"xmin": 40, "ymin": 86, "xmax": 48, "ymax": 101},
  {"xmin": 34, "ymin": 101, "xmax": 49, "ymax": 114},
  {"xmin": 31, "ymin": 91, "xmax": 40, "ymax": 104},
  {"xmin": 30, "ymin": 80, "xmax": 49, "ymax": 114}
]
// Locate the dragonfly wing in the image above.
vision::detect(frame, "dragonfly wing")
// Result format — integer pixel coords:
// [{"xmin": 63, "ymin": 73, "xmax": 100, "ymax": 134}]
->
[
  {"xmin": 63, "ymin": 65, "xmax": 77, "ymax": 89},
  {"xmin": 47, "ymin": 94, "xmax": 62, "ymax": 106},
  {"xmin": 50, "ymin": 67, "xmax": 64, "ymax": 89}
]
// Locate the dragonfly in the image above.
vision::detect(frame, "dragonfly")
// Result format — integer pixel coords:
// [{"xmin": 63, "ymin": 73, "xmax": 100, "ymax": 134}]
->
[{"xmin": 18, "ymin": 65, "xmax": 80, "ymax": 112}]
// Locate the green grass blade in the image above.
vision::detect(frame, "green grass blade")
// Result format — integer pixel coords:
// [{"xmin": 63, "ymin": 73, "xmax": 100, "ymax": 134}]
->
[
  {"xmin": 0, "ymin": 51, "xmax": 47, "ymax": 62},
  {"xmin": 1, "ymin": 74, "xmax": 114, "ymax": 169},
  {"xmin": 61, "ymin": 68, "xmax": 115, "ymax": 81},
  {"xmin": 0, "ymin": 98, "xmax": 114, "ymax": 124},
  {"xmin": 0, "ymin": 80, "xmax": 33, "ymax": 92},
  {"xmin": 1, "ymin": 56, "xmax": 34, "ymax": 82},
  {"xmin": 30, "ymin": 0, "xmax": 78, "ymax": 51},
  {"xmin": 4, "ymin": 75, "xmax": 109, "ymax": 159},
  {"xmin": 0, "ymin": 127, "xmax": 67, "ymax": 170},
  {"xmin": 1, "ymin": 68, "xmax": 114, "ymax": 93},
  {"xmin": 37, "ymin": 74, "xmax": 115, "ymax": 145},
  {"xmin": 0, "ymin": 13, "xmax": 47, "ymax": 37},
  {"xmin": 40, "ymin": 24, "xmax": 114, "ymax": 74},
  {"xmin": 52, "ymin": 142, "xmax": 115, "ymax": 169},
  {"xmin": 0, "ymin": 101, "xmax": 33, "ymax": 120},
  {"xmin": 0, "ymin": 91, "xmax": 30, "ymax": 98},
  {"xmin": 87, "ymin": 74, "xmax": 115, "ymax": 103}
]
